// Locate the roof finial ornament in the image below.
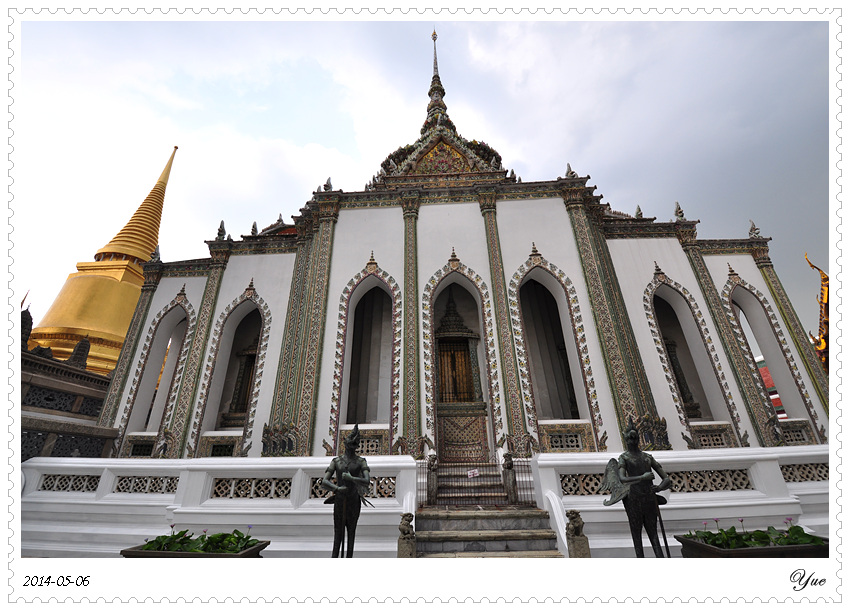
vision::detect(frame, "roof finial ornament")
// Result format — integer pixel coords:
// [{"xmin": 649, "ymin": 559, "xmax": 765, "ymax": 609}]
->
[
  {"xmin": 635, "ymin": 205, "xmax": 643, "ymax": 219},
  {"xmin": 432, "ymin": 29, "xmax": 439, "ymax": 77},
  {"xmin": 565, "ymin": 163, "xmax": 579, "ymax": 179},
  {"xmin": 251, "ymin": 222, "xmax": 258, "ymax": 236},
  {"xmin": 423, "ymin": 29, "xmax": 450, "ymax": 133},
  {"xmin": 674, "ymin": 201, "xmax": 685, "ymax": 220},
  {"xmin": 748, "ymin": 220, "xmax": 761, "ymax": 239},
  {"xmin": 217, "ymin": 221, "xmax": 227, "ymax": 241}
]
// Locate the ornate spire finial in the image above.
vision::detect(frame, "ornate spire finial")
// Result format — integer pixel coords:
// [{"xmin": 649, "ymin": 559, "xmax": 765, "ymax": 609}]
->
[
  {"xmin": 432, "ymin": 29, "xmax": 439, "ymax": 76},
  {"xmin": 423, "ymin": 29, "xmax": 451, "ymax": 133}
]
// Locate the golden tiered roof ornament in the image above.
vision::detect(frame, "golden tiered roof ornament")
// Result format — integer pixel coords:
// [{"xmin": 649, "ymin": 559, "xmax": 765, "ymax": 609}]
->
[
  {"xmin": 366, "ymin": 30, "xmax": 513, "ymax": 191},
  {"xmin": 805, "ymin": 253, "xmax": 828, "ymax": 374}
]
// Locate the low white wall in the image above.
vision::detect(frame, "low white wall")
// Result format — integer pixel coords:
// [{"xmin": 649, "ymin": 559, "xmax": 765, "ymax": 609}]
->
[
  {"xmin": 21, "ymin": 456, "xmax": 417, "ymax": 558},
  {"xmin": 533, "ymin": 445, "xmax": 829, "ymax": 558}
]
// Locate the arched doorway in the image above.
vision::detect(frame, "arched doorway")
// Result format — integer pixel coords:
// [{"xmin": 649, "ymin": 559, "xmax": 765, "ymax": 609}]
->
[{"xmin": 433, "ymin": 284, "xmax": 490, "ymax": 463}]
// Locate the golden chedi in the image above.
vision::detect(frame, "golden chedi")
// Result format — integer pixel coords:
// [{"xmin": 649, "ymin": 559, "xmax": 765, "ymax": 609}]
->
[{"xmin": 28, "ymin": 147, "xmax": 177, "ymax": 375}]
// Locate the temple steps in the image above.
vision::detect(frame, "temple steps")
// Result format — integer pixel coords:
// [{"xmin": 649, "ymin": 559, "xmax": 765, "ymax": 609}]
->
[{"xmin": 415, "ymin": 506, "xmax": 562, "ymax": 558}]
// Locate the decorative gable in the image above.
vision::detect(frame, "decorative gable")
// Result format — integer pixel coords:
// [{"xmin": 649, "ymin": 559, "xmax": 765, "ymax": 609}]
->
[{"xmin": 415, "ymin": 141, "xmax": 471, "ymax": 175}]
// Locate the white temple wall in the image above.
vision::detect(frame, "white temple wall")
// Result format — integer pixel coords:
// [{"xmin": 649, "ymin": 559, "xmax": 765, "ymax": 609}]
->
[
  {"xmin": 606, "ymin": 237, "xmax": 755, "ymax": 449},
  {"xmin": 313, "ymin": 206, "xmax": 404, "ymax": 455}
]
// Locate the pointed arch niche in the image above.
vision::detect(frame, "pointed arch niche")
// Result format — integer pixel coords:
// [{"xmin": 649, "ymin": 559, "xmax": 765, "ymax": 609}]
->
[
  {"xmin": 328, "ymin": 258, "xmax": 402, "ymax": 456},
  {"xmin": 422, "ymin": 253, "xmax": 502, "ymax": 463},
  {"xmin": 722, "ymin": 270, "xmax": 825, "ymax": 445},
  {"xmin": 188, "ymin": 282, "xmax": 272, "ymax": 457},
  {"xmin": 118, "ymin": 287, "xmax": 196, "ymax": 458},
  {"xmin": 644, "ymin": 267, "xmax": 744, "ymax": 449},
  {"xmin": 509, "ymin": 249, "xmax": 605, "ymax": 453}
]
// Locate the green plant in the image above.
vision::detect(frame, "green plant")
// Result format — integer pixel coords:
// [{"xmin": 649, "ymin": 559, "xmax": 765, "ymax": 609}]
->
[
  {"xmin": 141, "ymin": 525, "xmax": 260, "ymax": 554},
  {"xmin": 682, "ymin": 518, "xmax": 825, "ymax": 550}
]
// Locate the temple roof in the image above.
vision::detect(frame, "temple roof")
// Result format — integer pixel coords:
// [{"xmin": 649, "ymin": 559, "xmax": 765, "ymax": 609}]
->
[{"xmin": 366, "ymin": 31, "xmax": 510, "ymax": 191}]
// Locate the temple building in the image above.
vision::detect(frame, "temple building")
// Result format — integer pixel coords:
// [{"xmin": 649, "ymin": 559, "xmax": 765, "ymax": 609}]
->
[{"xmin": 22, "ymin": 34, "xmax": 829, "ymax": 558}]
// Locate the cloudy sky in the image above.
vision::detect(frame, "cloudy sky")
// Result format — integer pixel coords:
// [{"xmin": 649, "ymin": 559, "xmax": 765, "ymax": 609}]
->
[{"xmin": 12, "ymin": 16, "xmax": 831, "ymax": 336}]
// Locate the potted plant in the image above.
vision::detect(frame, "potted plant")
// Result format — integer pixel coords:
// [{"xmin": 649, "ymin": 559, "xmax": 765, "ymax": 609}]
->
[
  {"xmin": 121, "ymin": 525, "xmax": 270, "ymax": 558},
  {"xmin": 675, "ymin": 518, "xmax": 828, "ymax": 558}
]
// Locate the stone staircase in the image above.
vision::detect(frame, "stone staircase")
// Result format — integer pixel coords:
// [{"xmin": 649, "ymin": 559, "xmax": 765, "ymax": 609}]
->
[
  {"xmin": 415, "ymin": 506, "xmax": 562, "ymax": 558},
  {"xmin": 433, "ymin": 463, "xmax": 509, "ymax": 505}
]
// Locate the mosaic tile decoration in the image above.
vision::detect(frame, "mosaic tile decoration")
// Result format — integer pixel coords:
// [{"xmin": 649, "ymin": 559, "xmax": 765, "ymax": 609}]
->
[
  {"xmin": 479, "ymin": 192, "xmax": 526, "ymax": 451},
  {"xmin": 721, "ymin": 273, "xmax": 824, "ymax": 444},
  {"xmin": 327, "ymin": 258, "xmax": 402, "ymax": 455},
  {"xmin": 187, "ymin": 282, "xmax": 272, "ymax": 457},
  {"xmin": 643, "ymin": 269, "xmax": 745, "ymax": 447},
  {"xmin": 509, "ymin": 252, "xmax": 606, "ymax": 452}
]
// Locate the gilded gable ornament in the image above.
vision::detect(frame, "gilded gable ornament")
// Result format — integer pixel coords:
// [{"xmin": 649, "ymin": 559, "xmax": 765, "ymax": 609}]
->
[{"xmin": 415, "ymin": 141, "xmax": 471, "ymax": 175}]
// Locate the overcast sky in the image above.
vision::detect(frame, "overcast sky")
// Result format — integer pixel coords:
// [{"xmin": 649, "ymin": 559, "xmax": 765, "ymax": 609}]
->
[{"xmin": 12, "ymin": 17, "xmax": 830, "ymax": 336}]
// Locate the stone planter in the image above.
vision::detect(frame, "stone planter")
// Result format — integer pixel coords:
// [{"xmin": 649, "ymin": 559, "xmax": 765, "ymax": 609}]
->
[
  {"xmin": 120, "ymin": 540, "xmax": 270, "ymax": 558},
  {"xmin": 674, "ymin": 535, "xmax": 828, "ymax": 558}
]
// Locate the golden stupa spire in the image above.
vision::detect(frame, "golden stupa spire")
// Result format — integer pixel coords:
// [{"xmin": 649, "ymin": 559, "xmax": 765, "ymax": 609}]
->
[
  {"xmin": 29, "ymin": 146, "xmax": 178, "ymax": 374},
  {"xmin": 96, "ymin": 146, "xmax": 178, "ymax": 265}
]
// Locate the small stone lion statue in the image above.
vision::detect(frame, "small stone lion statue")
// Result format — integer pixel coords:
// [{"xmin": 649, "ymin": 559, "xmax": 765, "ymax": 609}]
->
[
  {"xmin": 566, "ymin": 509, "xmax": 585, "ymax": 538},
  {"xmin": 399, "ymin": 513, "xmax": 415, "ymax": 539}
]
